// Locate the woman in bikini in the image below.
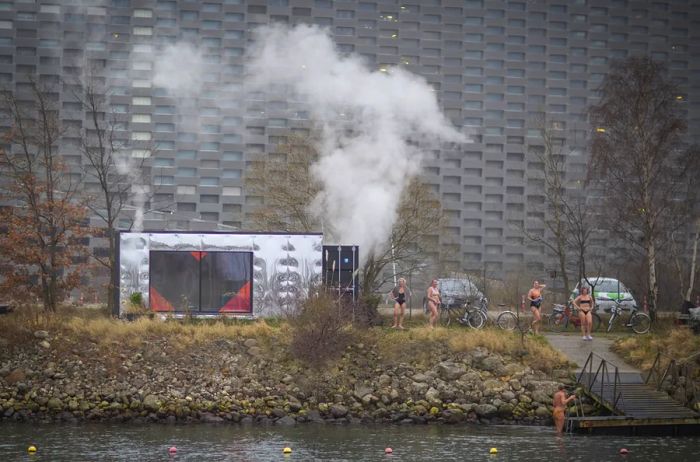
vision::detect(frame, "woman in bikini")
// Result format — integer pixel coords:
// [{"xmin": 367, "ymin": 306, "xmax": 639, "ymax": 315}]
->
[
  {"xmin": 426, "ymin": 279, "xmax": 441, "ymax": 329},
  {"xmin": 573, "ymin": 286, "xmax": 595, "ymax": 341},
  {"xmin": 389, "ymin": 278, "xmax": 410, "ymax": 329},
  {"xmin": 528, "ymin": 280, "xmax": 546, "ymax": 334}
]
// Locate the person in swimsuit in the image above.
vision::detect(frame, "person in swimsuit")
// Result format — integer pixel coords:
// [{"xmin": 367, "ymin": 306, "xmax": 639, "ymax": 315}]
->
[
  {"xmin": 389, "ymin": 278, "xmax": 411, "ymax": 329},
  {"xmin": 573, "ymin": 286, "xmax": 595, "ymax": 341},
  {"xmin": 528, "ymin": 280, "xmax": 546, "ymax": 334},
  {"xmin": 552, "ymin": 384, "xmax": 576, "ymax": 434},
  {"xmin": 426, "ymin": 279, "xmax": 441, "ymax": 329}
]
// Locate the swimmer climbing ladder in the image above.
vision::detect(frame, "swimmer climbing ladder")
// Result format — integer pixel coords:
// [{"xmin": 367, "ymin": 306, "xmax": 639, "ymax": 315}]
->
[{"xmin": 567, "ymin": 352, "xmax": 700, "ymax": 435}]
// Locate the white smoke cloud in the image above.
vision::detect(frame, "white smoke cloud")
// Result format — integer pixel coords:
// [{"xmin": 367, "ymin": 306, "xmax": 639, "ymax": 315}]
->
[
  {"xmin": 114, "ymin": 154, "xmax": 146, "ymax": 232},
  {"xmin": 152, "ymin": 43, "xmax": 205, "ymax": 97},
  {"xmin": 246, "ymin": 24, "xmax": 466, "ymax": 258}
]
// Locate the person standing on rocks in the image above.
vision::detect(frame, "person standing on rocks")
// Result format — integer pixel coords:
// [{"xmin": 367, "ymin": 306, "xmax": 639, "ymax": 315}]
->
[
  {"xmin": 552, "ymin": 384, "xmax": 576, "ymax": 434},
  {"xmin": 528, "ymin": 280, "xmax": 546, "ymax": 335},
  {"xmin": 426, "ymin": 279, "xmax": 441, "ymax": 328},
  {"xmin": 389, "ymin": 278, "xmax": 411, "ymax": 329}
]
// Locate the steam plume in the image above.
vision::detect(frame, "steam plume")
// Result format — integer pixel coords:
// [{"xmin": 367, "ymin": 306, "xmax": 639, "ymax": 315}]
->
[{"xmin": 247, "ymin": 24, "xmax": 466, "ymax": 258}]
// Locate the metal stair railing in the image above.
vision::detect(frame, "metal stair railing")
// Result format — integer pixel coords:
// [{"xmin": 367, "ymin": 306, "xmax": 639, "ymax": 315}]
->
[
  {"xmin": 565, "ymin": 395, "xmax": 585, "ymax": 434},
  {"xmin": 577, "ymin": 352, "xmax": 625, "ymax": 414},
  {"xmin": 645, "ymin": 350, "xmax": 700, "ymax": 411}
]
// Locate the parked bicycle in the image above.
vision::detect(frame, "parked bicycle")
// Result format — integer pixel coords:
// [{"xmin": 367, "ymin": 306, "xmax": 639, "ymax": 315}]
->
[
  {"xmin": 456, "ymin": 297, "xmax": 488, "ymax": 329},
  {"xmin": 494, "ymin": 303, "xmax": 527, "ymax": 331},
  {"xmin": 603, "ymin": 299, "xmax": 651, "ymax": 334},
  {"xmin": 437, "ymin": 297, "xmax": 485, "ymax": 328},
  {"xmin": 548, "ymin": 302, "xmax": 602, "ymax": 333}
]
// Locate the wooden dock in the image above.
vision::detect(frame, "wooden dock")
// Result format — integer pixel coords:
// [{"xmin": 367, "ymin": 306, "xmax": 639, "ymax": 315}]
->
[{"xmin": 567, "ymin": 352, "xmax": 700, "ymax": 435}]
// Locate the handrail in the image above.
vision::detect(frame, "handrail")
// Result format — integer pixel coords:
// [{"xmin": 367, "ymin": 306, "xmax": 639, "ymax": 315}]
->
[
  {"xmin": 645, "ymin": 350, "xmax": 700, "ymax": 410},
  {"xmin": 576, "ymin": 352, "xmax": 625, "ymax": 414}
]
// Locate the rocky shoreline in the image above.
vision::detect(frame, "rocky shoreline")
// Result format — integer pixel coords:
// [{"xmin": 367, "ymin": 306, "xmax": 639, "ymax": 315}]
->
[{"xmin": 0, "ymin": 329, "xmax": 579, "ymax": 426}]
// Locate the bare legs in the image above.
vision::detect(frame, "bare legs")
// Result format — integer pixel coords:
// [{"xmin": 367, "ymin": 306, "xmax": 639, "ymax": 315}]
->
[
  {"xmin": 392, "ymin": 302, "xmax": 405, "ymax": 329},
  {"xmin": 531, "ymin": 306, "xmax": 541, "ymax": 334},
  {"xmin": 580, "ymin": 311, "xmax": 592, "ymax": 339},
  {"xmin": 428, "ymin": 301, "xmax": 438, "ymax": 328}
]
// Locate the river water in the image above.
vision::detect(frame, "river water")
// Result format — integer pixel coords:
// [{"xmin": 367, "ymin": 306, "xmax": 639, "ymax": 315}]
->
[{"xmin": 1, "ymin": 422, "xmax": 699, "ymax": 461}]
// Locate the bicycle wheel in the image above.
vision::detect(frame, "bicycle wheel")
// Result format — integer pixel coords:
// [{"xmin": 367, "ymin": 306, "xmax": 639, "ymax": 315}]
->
[
  {"xmin": 591, "ymin": 313, "xmax": 602, "ymax": 332},
  {"xmin": 497, "ymin": 311, "xmax": 518, "ymax": 331},
  {"xmin": 466, "ymin": 310, "xmax": 486, "ymax": 329},
  {"xmin": 440, "ymin": 306, "xmax": 454, "ymax": 327},
  {"xmin": 630, "ymin": 312, "xmax": 651, "ymax": 334},
  {"xmin": 606, "ymin": 313, "xmax": 616, "ymax": 333},
  {"xmin": 547, "ymin": 311, "xmax": 567, "ymax": 332}
]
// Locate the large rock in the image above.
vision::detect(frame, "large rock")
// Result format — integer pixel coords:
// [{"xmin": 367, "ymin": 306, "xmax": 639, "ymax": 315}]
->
[
  {"xmin": 276, "ymin": 415, "xmax": 296, "ymax": 426},
  {"xmin": 476, "ymin": 355, "xmax": 506, "ymax": 376},
  {"xmin": 412, "ymin": 373, "xmax": 430, "ymax": 383},
  {"xmin": 47, "ymin": 397, "xmax": 63, "ymax": 410},
  {"xmin": 142, "ymin": 394, "xmax": 160, "ymax": 411},
  {"xmin": 473, "ymin": 404, "xmax": 498, "ymax": 418},
  {"xmin": 4, "ymin": 369, "xmax": 25, "ymax": 385},
  {"xmin": 33, "ymin": 330, "xmax": 49, "ymax": 339},
  {"xmin": 425, "ymin": 387, "xmax": 441, "ymax": 405},
  {"xmin": 437, "ymin": 362, "xmax": 466, "ymax": 381},
  {"xmin": 330, "ymin": 405, "xmax": 348, "ymax": 418},
  {"xmin": 353, "ymin": 385, "xmax": 373, "ymax": 400},
  {"xmin": 243, "ymin": 338, "xmax": 258, "ymax": 348},
  {"xmin": 38, "ymin": 340, "xmax": 51, "ymax": 349}
]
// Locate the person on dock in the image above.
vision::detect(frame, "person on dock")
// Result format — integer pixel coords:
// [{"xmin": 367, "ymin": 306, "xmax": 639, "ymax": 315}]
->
[
  {"xmin": 528, "ymin": 280, "xmax": 546, "ymax": 334},
  {"xmin": 389, "ymin": 278, "xmax": 411, "ymax": 329},
  {"xmin": 426, "ymin": 279, "xmax": 441, "ymax": 329},
  {"xmin": 552, "ymin": 384, "xmax": 576, "ymax": 434}
]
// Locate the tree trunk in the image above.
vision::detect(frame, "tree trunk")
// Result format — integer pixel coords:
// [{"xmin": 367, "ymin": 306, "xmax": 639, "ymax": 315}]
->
[
  {"xmin": 686, "ymin": 229, "xmax": 699, "ymax": 302},
  {"xmin": 647, "ymin": 239, "xmax": 659, "ymax": 321}
]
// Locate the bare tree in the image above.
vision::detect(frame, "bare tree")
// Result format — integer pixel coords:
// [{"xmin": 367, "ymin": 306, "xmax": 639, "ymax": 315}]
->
[
  {"xmin": 588, "ymin": 56, "xmax": 700, "ymax": 319},
  {"xmin": 242, "ymin": 135, "xmax": 445, "ymax": 324},
  {"xmin": 522, "ymin": 114, "xmax": 575, "ymax": 297},
  {"xmin": 72, "ymin": 73, "xmax": 155, "ymax": 312},
  {"xmin": 244, "ymin": 133, "xmax": 322, "ymax": 232},
  {"xmin": 0, "ymin": 80, "xmax": 89, "ymax": 312}
]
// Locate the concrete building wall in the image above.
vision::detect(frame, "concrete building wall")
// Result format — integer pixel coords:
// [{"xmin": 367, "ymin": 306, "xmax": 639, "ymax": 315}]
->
[{"xmin": 0, "ymin": 0, "xmax": 698, "ymax": 282}]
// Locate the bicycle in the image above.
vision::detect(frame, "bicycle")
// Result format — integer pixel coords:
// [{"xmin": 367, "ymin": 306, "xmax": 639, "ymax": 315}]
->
[
  {"xmin": 604, "ymin": 299, "xmax": 651, "ymax": 334},
  {"xmin": 548, "ymin": 302, "xmax": 602, "ymax": 333},
  {"xmin": 436, "ymin": 297, "xmax": 485, "ymax": 329},
  {"xmin": 456, "ymin": 297, "xmax": 488, "ymax": 329},
  {"xmin": 495, "ymin": 303, "xmax": 527, "ymax": 331}
]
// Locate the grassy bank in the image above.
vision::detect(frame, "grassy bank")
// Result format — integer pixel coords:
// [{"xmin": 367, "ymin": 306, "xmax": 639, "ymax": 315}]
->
[
  {"xmin": 612, "ymin": 326, "xmax": 700, "ymax": 370},
  {"xmin": 0, "ymin": 305, "xmax": 568, "ymax": 374}
]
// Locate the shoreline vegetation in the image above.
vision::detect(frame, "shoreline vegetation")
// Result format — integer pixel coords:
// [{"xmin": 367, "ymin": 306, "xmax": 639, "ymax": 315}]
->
[{"xmin": 0, "ymin": 303, "xmax": 576, "ymax": 426}]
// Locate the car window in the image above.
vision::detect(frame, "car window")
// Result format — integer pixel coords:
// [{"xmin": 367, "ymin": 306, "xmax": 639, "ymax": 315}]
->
[{"xmin": 591, "ymin": 280, "xmax": 627, "ymax": 292}]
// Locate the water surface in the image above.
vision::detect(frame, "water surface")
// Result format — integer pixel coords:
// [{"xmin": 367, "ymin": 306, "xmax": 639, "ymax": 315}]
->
[{"xmin": 1, "ymin": 422, "xmax": 699, "ymax": 461}]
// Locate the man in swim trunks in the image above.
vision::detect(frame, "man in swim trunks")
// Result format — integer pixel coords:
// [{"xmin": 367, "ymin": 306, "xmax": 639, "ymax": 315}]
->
[
  {"xmin": 552, "ymin": 384, "xmax": 576, "ymax": 434},
  {"xmin": 528, "ymin": 280, "xmax": 546, "ymax": 334},
  {"xmin": 389, "ymin": 277, "xmax": 410, "ymax": 329}
]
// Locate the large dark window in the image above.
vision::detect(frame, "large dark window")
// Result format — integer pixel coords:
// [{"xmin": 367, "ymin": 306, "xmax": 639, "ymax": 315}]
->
[{"xmin": 149, "ymin": 251, "xmax": 252, "ymax": 313}]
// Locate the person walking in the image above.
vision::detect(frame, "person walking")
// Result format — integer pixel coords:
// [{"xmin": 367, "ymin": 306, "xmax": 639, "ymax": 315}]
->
[
  {"xmin": 426, "ymin": 279, "xmax": 441, "ymax": 329},
  {"xmin": 573, "ymin": 286, "xmax": 595, "ymax": 341},
  {"xmin": 389, "ymin": 278, "xmax": 411, "ymax": 329},
  {"xmin": 528, "ymin": 280, "xmax": 546, "ymax": 334}
]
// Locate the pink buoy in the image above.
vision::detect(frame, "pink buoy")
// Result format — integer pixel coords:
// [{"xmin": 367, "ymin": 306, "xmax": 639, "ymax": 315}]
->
[
  {"xmin": 168, "ymin": 446, "xmax": 177, "ymax": 455},
  {"xmin": 385, "ymin": 447, "xmax": 393, "ymax": 454},
  {"xmin": 619, "ymin": 448, "xmax": 629, "ymax": 455}
]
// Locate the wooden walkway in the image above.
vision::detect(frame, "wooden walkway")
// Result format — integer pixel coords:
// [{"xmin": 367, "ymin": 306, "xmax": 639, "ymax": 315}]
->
[{"xmin": 568, "ymin": 352, "xmax": 700, "ymax": 434}]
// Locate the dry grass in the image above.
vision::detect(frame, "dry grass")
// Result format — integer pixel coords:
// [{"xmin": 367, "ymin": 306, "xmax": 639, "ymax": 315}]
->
[
  {"xmin": 613, "ymin": 327, "xmax": 700, "ymax": 371},
  {"xmin": 368, "ymin": 325, "xmax": 568, "ymax": 373},
  {"xmin": 0, "ymin": 306, "xmax": 278, "ymax": 354}
]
